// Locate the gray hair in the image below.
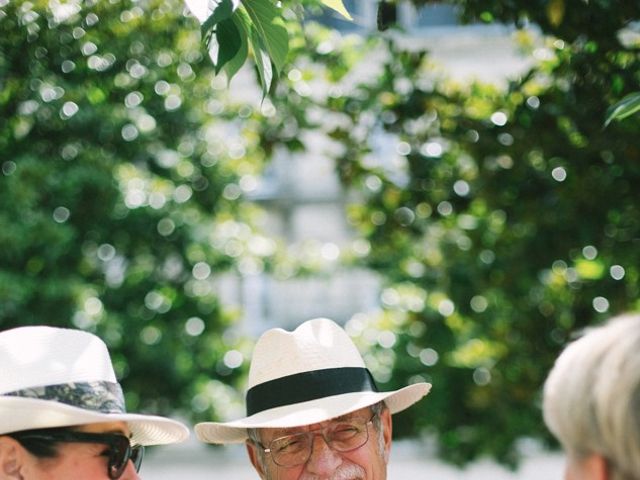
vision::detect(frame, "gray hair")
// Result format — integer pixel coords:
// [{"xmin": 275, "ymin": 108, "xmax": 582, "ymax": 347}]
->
[
  {"xmin": 543, "ymin": 313, "xmax": 640, "ymax": 480},
  {"xmin": 247, "ymin": 401, "xmax": 389, "ymax": 468}
]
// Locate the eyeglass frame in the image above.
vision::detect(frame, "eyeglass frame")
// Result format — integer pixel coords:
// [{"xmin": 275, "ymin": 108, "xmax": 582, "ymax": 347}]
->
[
  {"xmin": 10, "ymin": 430, "xmax": 144, "ymax": 479},
  {"xmin": 253, "ymin": 411, "xmax": 378, "ymax": 468}
]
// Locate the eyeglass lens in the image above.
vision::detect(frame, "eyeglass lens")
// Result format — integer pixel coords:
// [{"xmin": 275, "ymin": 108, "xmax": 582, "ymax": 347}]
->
[{"xmin": 267, "ymin": 415, "xmax": 373, "ymax": 467}]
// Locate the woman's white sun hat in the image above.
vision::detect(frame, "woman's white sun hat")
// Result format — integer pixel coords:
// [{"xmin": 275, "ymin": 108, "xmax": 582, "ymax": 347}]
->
[
  {"xmin": 195, "ymin": 317, "xmax": 431, "ymax": 444},
  {"xmin": 0, "ymin": 325, "xmax": 189, "ymax": 445}
]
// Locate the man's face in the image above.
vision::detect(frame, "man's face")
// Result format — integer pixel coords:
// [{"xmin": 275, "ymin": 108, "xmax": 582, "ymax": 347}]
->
[{"xmin": 246, "ymin": 406, "xmax": 392, "ymax": 480}]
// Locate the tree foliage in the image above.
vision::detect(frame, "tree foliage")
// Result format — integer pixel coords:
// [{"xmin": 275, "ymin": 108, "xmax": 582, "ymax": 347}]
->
[
  {"xmin": 3, "ymin": 0, "xmax": 640, "ymax": 470},
  {"xmin": 317, "ymin": 1, "xmax": 640, "ymax": 467},
  {"xmin": 185, "ymin": 0, "xmax": 351, "ymax": 96},
  {"xmin": 0, "ymin": 0, "xmax": 273, "ymax": 422},
  {"xmin": 208, "ymin": 0, "xmax": 640, "ymax": 466}
]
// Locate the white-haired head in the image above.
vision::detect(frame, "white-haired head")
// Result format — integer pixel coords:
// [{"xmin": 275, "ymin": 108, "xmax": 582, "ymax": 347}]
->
[{"xmin": 543, "ymin": 313, "xmax": 640, "ymax": 480}]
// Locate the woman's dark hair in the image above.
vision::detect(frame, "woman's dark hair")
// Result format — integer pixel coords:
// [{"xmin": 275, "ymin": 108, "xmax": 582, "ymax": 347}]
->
[{"xmin": 8, "ymin": 427, "xmax": 72, "ymax": 458}]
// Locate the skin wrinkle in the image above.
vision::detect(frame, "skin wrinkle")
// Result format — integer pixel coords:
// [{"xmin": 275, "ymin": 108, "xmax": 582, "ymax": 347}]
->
[
  {"xmin": 248, "ymin": 403, "xmax": 389, "ymax": 480},
  {"xmin": 266, "ymin": 439, "xmax": 369, "ymax": 480},
  {"xmin": 294, "ymin": 461, "xmax": 366, "ymax": 480}
]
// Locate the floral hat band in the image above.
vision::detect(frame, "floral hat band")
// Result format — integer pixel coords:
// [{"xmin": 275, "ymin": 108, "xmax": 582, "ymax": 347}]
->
[
  {"xmin": 3, "ymin": 380, "xmax": 126, "ymax": 415},
  {"xmin": 0, "ymin": 325, "xmax": 189, "ymax": 445}
]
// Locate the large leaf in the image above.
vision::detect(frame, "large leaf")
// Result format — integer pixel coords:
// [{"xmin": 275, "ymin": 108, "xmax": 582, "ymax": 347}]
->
[
  {"xmin": 605, "ymin": 91, "xmax": 640, "ymax": 127},
  {"xmin": 321, "ymin": 0, "xmax": 353, "ymax": 20},
  {"xmin": 248, "ymin": 24, "xmax": 274, "ymax": 97},
  {"xmin": 223, "ymin": 11, "xmax": 250, "ymax": 82},
  {"xmin": 186, "ymin": 0, "xmax": 240, "ymax": 25},
  {"xmin": 214, "ymin": 17, "xmax": 242, "ymax": 74},
  {"xmin": 201, "ymin": 0, "xmax": 239, "ymax": 46},
  {"xmin": 242, "ymin": 0, "xmax": 288, "ymax": 74}
]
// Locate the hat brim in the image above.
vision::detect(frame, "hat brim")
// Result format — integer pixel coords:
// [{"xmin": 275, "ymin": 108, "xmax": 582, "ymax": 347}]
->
[
  {"xmin": 0, "ymin": 397, "xmax": 189, "ymax": 446},
  {"xmin": 195, "ymin": 382, "xmax": 431, "ymax": 444}
]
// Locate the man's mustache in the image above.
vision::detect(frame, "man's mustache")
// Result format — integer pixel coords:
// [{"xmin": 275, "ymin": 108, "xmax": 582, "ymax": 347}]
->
[{"xmin": 298, "ymin": 462, "xmax": 366, "ymax": 480}]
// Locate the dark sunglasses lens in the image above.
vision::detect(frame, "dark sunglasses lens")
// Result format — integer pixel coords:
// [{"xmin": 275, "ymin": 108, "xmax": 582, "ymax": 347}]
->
[
  {"xmin": 108, "ymin": 437, "xmax": 133, "ymax": 479},
  {"xmin": 131, "ymin": 445, "xmax": 145, "ymax": 472}
]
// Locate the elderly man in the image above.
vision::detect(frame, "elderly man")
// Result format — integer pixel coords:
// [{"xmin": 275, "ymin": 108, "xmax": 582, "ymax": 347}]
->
[{"xmin": 195, "ymin": 317, "xmax": 431, "ymax": 479}]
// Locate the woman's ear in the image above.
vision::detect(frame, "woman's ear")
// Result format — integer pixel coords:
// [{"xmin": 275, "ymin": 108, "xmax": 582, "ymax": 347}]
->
[
  {"xmin": 566, "ymin": 453, "xmax": 609, "ymax": 480},
  {"xmin": 0, "ymin": 436, "xmax": 24, "ymax": 479},
  {"xmin": 586, "ymin": 454, "xmax": 609, "ymax": 480}
]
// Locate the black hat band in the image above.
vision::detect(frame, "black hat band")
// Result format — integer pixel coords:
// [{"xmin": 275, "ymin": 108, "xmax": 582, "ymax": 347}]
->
[{"xmin": 246, "ymin": 367, "xmax": 379, "ymax": 416}]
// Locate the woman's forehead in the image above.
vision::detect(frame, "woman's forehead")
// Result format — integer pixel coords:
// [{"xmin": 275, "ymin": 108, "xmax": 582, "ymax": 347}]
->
[{"xmin": 75, "ymin": 420, "xmax": 131, "ymax": 436}]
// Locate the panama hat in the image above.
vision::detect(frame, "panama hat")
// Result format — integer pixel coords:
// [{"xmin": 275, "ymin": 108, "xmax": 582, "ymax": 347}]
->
[
  {"xmin": 0, "ymin": 325, "xmax": 189, "ymax": 445},
  {"xmin": 195, "ymin": 317, "xmax": 431, "ymax": 444}
]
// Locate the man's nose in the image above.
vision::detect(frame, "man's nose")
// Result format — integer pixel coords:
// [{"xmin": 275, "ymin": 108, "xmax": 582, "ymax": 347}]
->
[{"xmin": 304, "ymin": 433, "xmax": 342, "ymax": 475}]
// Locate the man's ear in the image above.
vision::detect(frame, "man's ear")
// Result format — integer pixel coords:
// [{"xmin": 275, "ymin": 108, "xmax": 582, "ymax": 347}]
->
[
  {"xmin": 246, "ymin": 439, "xmax": 267, "ymax": 480},
  {"xmin": 0, "ymin": 436, "xmax": 24, "ymax": 479},
  {"xmin": 380, "ymin": 407, "xmax": 393, "ymax": 464}
]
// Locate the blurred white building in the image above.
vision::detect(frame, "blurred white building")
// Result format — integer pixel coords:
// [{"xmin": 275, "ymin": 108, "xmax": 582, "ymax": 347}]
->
[
  {"xmin": 193, "ymin": 4, "xmax": 563, "ymax": 478},
  {"xmin": 213, "ymin": 3, "xmax": 535, "ymax": 334}
]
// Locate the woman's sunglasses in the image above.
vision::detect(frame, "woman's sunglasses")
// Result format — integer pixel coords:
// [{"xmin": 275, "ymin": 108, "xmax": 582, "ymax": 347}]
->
[{"xmin": 12, "ymin": 430, "xmax": 144, "ymax": 479}]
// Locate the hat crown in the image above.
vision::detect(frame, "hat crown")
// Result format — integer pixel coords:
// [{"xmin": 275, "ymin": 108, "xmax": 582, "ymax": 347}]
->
[
  {"xmin": 247, "ymin": 318, "xmax": 366, "ymax": 389},
  {"xmin": 0, "ymin": 326, "xmax": 117, "ymax": 394},
  {"xmin": 194, "ymin": 317, "xmax": 432, "ymax": 444}
]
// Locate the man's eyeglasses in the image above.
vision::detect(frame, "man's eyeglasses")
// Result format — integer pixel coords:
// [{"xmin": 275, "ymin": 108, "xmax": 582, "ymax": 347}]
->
[
  {"xmin": 256, "ymin": 412, "xmax": 377, "ymax": 468},
  {"xmin": 12, "ymin": 430, "xmax": 144, "ymax": 479}
]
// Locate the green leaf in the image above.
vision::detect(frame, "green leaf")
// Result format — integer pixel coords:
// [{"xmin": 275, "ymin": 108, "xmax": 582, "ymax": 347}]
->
[
  {"xmin": 248, "ymin": 25, "xmax": 274, "ymax": 98},
  {"xmin": 223, "ymin": 12, "xmax": 250, "ymax": 83},
  {"xmin": 321, "ymin": 0, "xmax": 353, "ymax": 20},
  {"xmin": 242, "ymin": 0, "xmax": 288, "ymax": 74},
  {"xmin": 201, "ymin": 0, "xmax": 239, "ymax": 46},
  {"xmin": 604, "ymin": 92, "xmax": 640, "ymax": 127},
  {"xmin": 376, "ymin": 0, "xmax": 396, "ymax": 32},
  {"xmin": 214, "ymin": 17, "xmax": 242, "ymax": 74}
]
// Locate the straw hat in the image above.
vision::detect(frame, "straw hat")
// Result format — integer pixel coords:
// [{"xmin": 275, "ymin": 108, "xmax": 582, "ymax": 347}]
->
[
  {"xmin": 0, "ymin": 325, "xmax": 189, "ymax": 445},
  {"xmin": 195, "ymin": 317, "xmax": 431, "ymax": 444}
]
